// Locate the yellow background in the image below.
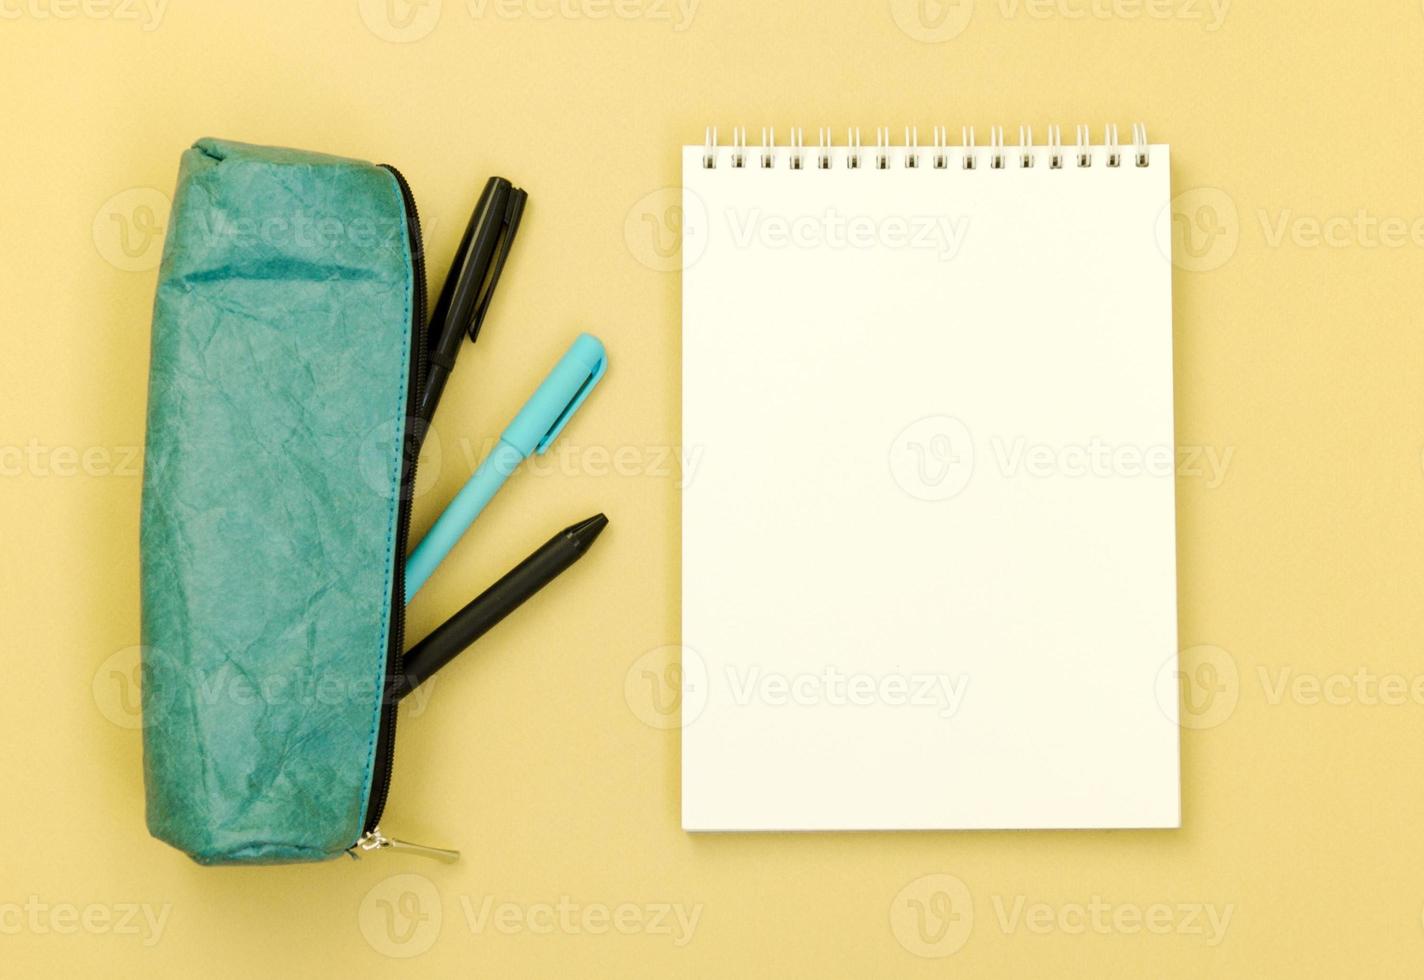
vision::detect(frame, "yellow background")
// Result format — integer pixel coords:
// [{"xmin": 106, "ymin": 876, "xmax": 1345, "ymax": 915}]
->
[{"xmin": 4, "ymin": 0, "xmax": 1424, "ymax": 974}]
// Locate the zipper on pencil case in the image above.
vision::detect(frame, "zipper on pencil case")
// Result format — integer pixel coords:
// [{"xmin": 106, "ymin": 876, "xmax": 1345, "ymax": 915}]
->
[
  {"xmin": 357, "ymin": 164, "xmax": 429, "ymax": 851},
  {"xmin": 350, "ymin": 826, "xmax": 459, "ymax": 863}
]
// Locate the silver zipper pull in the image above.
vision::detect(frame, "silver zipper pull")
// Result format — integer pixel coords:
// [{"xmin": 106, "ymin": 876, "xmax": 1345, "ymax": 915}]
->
[{"xmin": 349, "ymin": 826, "xmax": 460, "ymax": 863}]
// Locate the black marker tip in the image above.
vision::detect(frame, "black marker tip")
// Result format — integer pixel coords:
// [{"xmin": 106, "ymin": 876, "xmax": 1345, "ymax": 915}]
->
[{"xmin": 566, "ymin": 513, "xmax": 609, "ymax": 548}]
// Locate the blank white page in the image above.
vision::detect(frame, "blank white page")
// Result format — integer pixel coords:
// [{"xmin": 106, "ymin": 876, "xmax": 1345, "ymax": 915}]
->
[{"xmin": 681, "ymin": 136, "xmax": 1179, "ymax": 831}]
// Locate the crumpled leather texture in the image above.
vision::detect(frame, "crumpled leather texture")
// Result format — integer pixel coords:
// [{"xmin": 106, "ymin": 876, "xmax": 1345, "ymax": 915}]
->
[{"xmin": 140, "ymin": 138, "xmax": 413, "ymax": 865}]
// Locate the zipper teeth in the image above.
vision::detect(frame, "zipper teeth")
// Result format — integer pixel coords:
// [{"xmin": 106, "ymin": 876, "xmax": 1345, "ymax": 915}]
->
[{"xmin": 363, "ymin": 164, "xmax": 428, "ymax": 836}]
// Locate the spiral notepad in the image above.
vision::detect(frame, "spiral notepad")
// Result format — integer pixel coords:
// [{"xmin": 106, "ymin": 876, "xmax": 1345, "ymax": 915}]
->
[{"xmin": 681, "ymin": 124, "xmax": 1180, "ymax": 831}]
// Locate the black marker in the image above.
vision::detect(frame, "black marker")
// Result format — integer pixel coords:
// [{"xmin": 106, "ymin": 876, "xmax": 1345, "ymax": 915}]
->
[
  {"xmin": 414, "ymin": 176, "xmax": 527, "ymax": 438},
  {"xmin": 397, "ymin": 514, "xmax": 608, "ymax": 698}
]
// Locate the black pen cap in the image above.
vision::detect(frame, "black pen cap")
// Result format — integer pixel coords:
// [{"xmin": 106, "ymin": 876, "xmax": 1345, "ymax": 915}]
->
[{"xmin": 427, "ymin": 176, "xmax": 528, "ymax": 361}]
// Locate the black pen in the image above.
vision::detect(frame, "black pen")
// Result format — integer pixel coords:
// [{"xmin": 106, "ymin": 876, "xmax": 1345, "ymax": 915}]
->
[
  {"xmin": 397, "ymin": 514, "xmax": 608, "ymax": 698},
  {"xmin": 413, "ymin": 176, "xmax": 527, "ymax": 440}
]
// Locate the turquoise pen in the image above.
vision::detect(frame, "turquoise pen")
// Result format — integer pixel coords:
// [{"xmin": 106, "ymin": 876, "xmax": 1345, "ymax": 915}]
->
[{"xmin": 404, "ymin": 333, "xmax": 607, "ymax": 600}]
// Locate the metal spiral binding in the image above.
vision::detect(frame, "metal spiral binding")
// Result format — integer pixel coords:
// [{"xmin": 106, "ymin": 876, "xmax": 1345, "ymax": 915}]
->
[
  {"xmin": 700, "ymin": 124, "xmax": 1153, "ymax": 170},
  {"xmin": 729, "ymin": 127, "xmax": 746, "ymax": 169}
]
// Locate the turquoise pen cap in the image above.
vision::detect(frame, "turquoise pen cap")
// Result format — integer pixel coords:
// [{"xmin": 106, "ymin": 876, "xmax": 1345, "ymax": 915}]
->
[{"xmin": 501, "ymin": 333, "xmax": 607, "ymax": 456}]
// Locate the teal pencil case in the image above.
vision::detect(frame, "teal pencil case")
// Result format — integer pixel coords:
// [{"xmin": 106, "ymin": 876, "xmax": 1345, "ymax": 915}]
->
[{"xmin": 140, "ymin": 139, "xmax": 428, "ymax": 865}]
